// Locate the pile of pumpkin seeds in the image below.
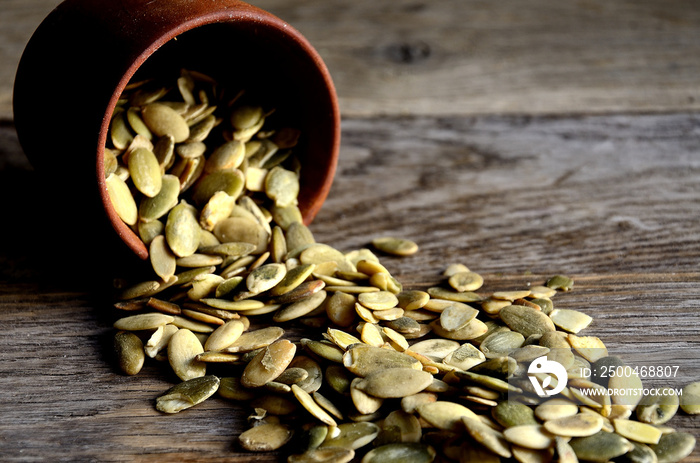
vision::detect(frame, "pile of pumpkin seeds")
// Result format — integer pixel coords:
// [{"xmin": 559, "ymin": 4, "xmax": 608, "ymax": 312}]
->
[{"xmin": 107, "ymin": 69, "xmax": 698, "ymax": 463}]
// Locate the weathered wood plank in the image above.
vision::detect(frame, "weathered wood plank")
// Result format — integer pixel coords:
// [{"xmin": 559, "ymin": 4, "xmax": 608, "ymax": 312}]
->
[
  {"xmin": 0, "ymin": 113, "xmax": 699, "ymax": 460},
  {"xmin": 2, "ymin": 0, "xmax": 700, "ymax": 119}
]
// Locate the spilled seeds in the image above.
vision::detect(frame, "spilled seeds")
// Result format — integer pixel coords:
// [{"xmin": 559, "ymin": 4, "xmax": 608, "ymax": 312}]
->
[{"xmin": 106, "ymin": 68, "xmax": 698, "ymax": 462}]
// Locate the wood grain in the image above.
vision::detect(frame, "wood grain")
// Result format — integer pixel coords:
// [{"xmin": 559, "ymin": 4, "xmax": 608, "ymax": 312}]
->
[
  {"xmin": 1, "ymin": 112, "xmax": 699, "ymax": 460},
  {"xmin": 2, "ymin": 0, "xmax": 700, "ymax": 119}
]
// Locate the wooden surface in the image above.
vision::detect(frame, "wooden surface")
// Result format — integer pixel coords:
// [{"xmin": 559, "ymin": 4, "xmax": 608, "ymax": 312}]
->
[{"xmin": 1, "ymin": 0, "xmax": 700, "ymax": 461}]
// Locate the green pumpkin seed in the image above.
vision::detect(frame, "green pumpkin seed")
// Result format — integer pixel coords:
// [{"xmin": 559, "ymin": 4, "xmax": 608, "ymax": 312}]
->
[
  {"xmin": 438, "ymin": 302, "xmax": 479, "ymax": 331},
  {"xmin": 144, "ymin": 324, "xmax": 178, "ymax": 358},
  {"xmin": 218, "ymin": 377, "xmax": 257, "ymax": 401},
  {"xmin": 503, "ymin": 425, "xmax": 555, "ymax": 450},
  {"xmin": 361, "ymin": 443, "xmax": 436, "ymax": 463},
  {"xmin": 106, "ymin": 173, "xmax": 138, "ymax": 225},
  {"xmin": 549, "ymin": 308, "xmax": 592, "ymax": 334},
  {"xmin": 246, "ymin": 263, "xmax": 287, "ymax": 294},
  {"xmin": 355, "ymin": 368, "xmax": 433, "ymax": 399},
  {"xmin": 149, "ymin": 235, "xmax": 176, "ymax": 280},
  {"xmin": 110, "ymin": 110, "xmax": 134, "ymax": 149},
  {"xmin": 156, "ymin": 375, "xmax": 219, "ymax": 414},
  {"xmin": 416, "ymin": 401, "xmax": 479, "ymax": 432},
  {"xmin": 139, "ymin": 174, "xmax": 180, "ymax": 221},
  {"xmin": 649, "ymin": 432, "xmax": 696, "ymax": 463},
  {"xmin": 198, "ymin": 191, "xmax": 236, "ymax": 231},
  {"xmin": 442, "ymin": 343, "xmax": 485, "ymax": 370},
  {"xmin": 447, "ymin": 271, "xmax": 484, "ymax": 292},
  {"xmin": 636, "ymin": 388, "xmax": 680, "ymax": 425},
  {"xmin": 499, "ymin": 304, "xmax": 555, "ymax": 337},
  {"xmin": 265, "ymin": 166, "xmax": 299, "ymax": 208},
  {"xmin": 114, "ymin": 331, "xmax": 145, "ymax": 375},
  {"xmin": 321, "ymin": 422, "xmax": 379, "ymax": 450},
  {"xmin": 141, "ymin": 102, "xmax": 190, "ymax": 142},
  {"xmin": 396, "ymin": 290, "xmax": 430, "ymax": 311},
  {"xmin": 239, "ymin": 422, "xmax": 293, "ymax": 451},
  {"xmin": 462, "ymin": 416, "xmax": 512, "ymax": 458},
  {"xmin": 343, "ymin": 344, "xmax": 422, "ymax": 377},
  {"xmin": 223, "ymin": 326, "xmax": 285, "ymax": 353},
  {"xmin": 680, "ymin": 381, "xmax": 700, "ymax": 415},
  {"xmin": 427, "ymin": 286, "xmax": 483, "ymax": 303},
  {"xmin": 165, "ymin": 200, "xmax": 201, "ymax": 257},
  {"xmin": 113, "ymin": 312, "xmax": 174, "ymax": 330},
  {"xmin": 492, "ymin": 400, "xmax": 538, "ymax": 428},
  {"xmin": 546, "ymin": 275, "xmax": 574, "ymax": 291},
  {"xmin": 168, "ymin": 328, "xmax": 206, "ymax": 381},
  {"xmin": 241, "ymin": 339, "xmax": 296, "ymax": 388},
  {"xmin": 274, "ymin": 290, "xmax": 328, "ymax": 322},
  {"xmin": 534, "ymin": 398, "xmax": 579, "ymax": 421},
  {"xmin": 568, "ymin": 431, "xmax": 634, "ymax": 462},
  {"xmin": 544, "ymin": 413, "xmax": 604, "ymax": 437},
  {"xmin": 613, "ymin": 419, "xmax": 662, "ymax": 445},
  {"xmin": 192, "ymin": 169, "xmax": 245, "ymax": 205},
  {"xmin": 480, "ymin": 330, "xmax": 525, "ymax": 358},
  {"xmin": 213, "ymin": 216, "xmax": 269, "ymax": 254},
  {"xmin": 371, "ymin": 237, "xmax": 419, "ymax": 257},
  {"xmin": 288, "ymin": 447, "xmax": 354, "ymax": 463},
  {"xmin": 204, "ymin": 320, "xmax": 244, "ymax": 351}
]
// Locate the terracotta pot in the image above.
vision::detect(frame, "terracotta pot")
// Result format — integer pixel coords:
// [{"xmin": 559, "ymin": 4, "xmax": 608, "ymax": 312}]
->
[{"xmin": 13, "ymin": 0, "xmax": 339, "ymax": 263}]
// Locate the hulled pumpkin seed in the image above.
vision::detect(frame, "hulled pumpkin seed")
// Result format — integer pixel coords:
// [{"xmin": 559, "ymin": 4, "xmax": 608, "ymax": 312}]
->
[
  {"xmin": 106, "ymin": 173, "xmax": 138, "ymax": 225},
  {"xmin": 141, "ymin": 103, "xmax": 190, "ymax": 143},
  {"xmin": 168, "ymin": 328, "xmax": 206, "ymax": 381},
  {"xmin": 371, "ymin": 237, "xmax": 419, "ymax": 257},
  {"xmin": 156, "ymin": 375, "xmax": 219, "ymax": 414},
  {"xmin": 650, "ymin": 432, "xmax": 696, "ymax": 463},
  {"xmin": 114, "ymin": 331, "xmax": 145, "ymax": 375},
  {"xmin": 239, "ymin": 423, "xmax": 293, "ymax": 451},
  {"xmin": 361, "ymin": 443, "xmax": 435, "ymax": 463},
  {"xmin": 568, "ymin": 431, "xmax": 634, "ymax": 462}
]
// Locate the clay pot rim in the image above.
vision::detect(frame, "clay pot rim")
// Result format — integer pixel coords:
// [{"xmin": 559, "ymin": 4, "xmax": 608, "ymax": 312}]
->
[{"xmin": 95, "ymin": 6, "xmax": 339, "ymax": 260}]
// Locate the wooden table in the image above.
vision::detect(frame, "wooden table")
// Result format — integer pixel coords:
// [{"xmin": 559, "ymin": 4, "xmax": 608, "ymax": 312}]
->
[{"xmin": 1, "ymin": 0, "xmax": 699, "ymax": 461}]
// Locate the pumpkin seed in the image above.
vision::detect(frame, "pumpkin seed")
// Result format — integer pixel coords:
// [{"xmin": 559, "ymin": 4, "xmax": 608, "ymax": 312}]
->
[
  {"xmin": 239, "ymin": 422, "xmax": 292, "ymax": 451},
  {"xmin": 165, "ymin": 200, "xmax": 200, "ymax": 257},
  {"xmin": 443, "ymin": 343, "xmax": 486, "ymax": 370},
  {"xmin": 213, "ymin": 216, "xmax": 268, "ymax": 254},
  {"xmin": 439, "ymin": 302, "xmax": 479, "ymax": 331},
  {"xmin": 416, "ymin": 401, "xmax": 480, "ymax": 432},
  {"xmin": 114, "ymin": 331, "xmax": 145, "ymax": 375},
  {"xmin": 613, "ymin": 419, "xmax": 663, "ymax": 445},
  {"xmin": 292, "ymin": 384, "xmax": 337, "ymax": 426},
  {"xmin": 549, "ymin": 308, "xmax": 592, "ymax": 334},
  {"xmin": 371, "ymin": 237, "xmax": 419, "ymax": 257},
  {"xmin": 503, "ymin": 425, "xmax": 555, "ymax": 450},
  {"xmin": 448, "ymin": 271, "xmax": 484, "ymax": 292},
  {"xmin": 680, "ymin": 381, "xmax": 700, "ymax": 415},
  {"xmin": 427, "ymin": 287, "xmax": 483, "ymax": 303},
  {"xmin": 636, "ymin": 388, "xmax": 680, "ymax": 425},
  {"xmin": 204, "ymin": 320, "xmax": 244, "ymax": 352},
  {"xmin": 499, "ymin": 305, "xmax": 555, "ymax": 337},
  {"xmin": 649, "ymin": 432, "xmax": 696, "ymax": 463},
  {"xmin": 113, "ymin": 312, "xmax": 174, "ymax": 331},
  {"xmin": 546, "ymin": 275, "xmax": 574, "ymax": 291},
  {"xmin": 343, "ymin": 345, "xmax": 422, "ymax": 377},
  {"xmin": 397, "ymin": 290, "xmax": 430, "ymax": 311},
  {"xmin": 462, "ymin": 416, "xmax": 512, "ymax": 458},
  {"xmin": 288, "ymin": 447, "xmax": 354, "ymax": 463},
  {"xmin": 168, "ymin": 328, "xmax": 206, "ymax": 381},
  {"xmin": 142, "ymin": 324, "xmax": 177, "ymax": 358},
  {"xmin": 362, "ymin": 443, "xmax": 436, "ymax": 463},
  {"xmin": 139, "ymin": 174, "xmax": 180, "ymax": 221},
  {"xmin": 534, "ymin": 398, "xmax": 579, "ymax": 421},
  {"xmin": 321, "ymin": 422, "xmax": 379, "ymax": 449},
  {"xmin": 355, "ymin": 368, "xmax": 433, "ymax": 399},
  {"xmin": 543, "ymin": 413, "xmax": 604, "ymax": 437},
  {"xmin": 568, "ymin": 431, "xmax": 634, "ymax": 462},
  {"xmin": 156, "ymin": 375, "xmax": 219, "ymax": 414},
  {"xmin": 241, "ymin": 339, "xmax": 296, "ymax": 388},
  {"xmin": 106, "ymin": 173, "xmax": 138, "ymax": 225},
  {"xmin": 492, "ymin": 400, "xmax": 538, "ymax": 428},
  {"xmin": 141, "ymin": 102, "xmax": 190, "ymax": 142},
  {"xmin": 265, "ymin": 166, "xmax": 299, "ymax": 208}
]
